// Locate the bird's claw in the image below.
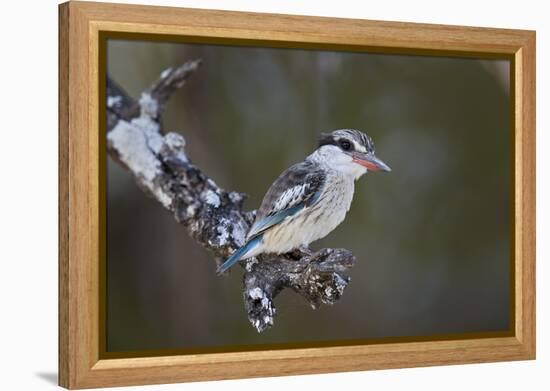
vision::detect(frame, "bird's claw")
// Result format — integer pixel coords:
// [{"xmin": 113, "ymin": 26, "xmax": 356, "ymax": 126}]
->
[{"xmin": 287, "ymin": 247, "xmax": 311, "ymax": 260}]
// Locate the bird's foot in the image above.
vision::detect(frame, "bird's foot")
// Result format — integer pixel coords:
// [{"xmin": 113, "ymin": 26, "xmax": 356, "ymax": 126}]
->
[{"xmin": 298, "ymin": 245, "xmax": 314, "ymax": 257}]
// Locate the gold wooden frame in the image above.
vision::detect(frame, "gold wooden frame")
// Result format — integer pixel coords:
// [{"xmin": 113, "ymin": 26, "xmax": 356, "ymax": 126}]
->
[{"xmin": 59, "ymin": 1, "xmax": 536, "ymax": 388}]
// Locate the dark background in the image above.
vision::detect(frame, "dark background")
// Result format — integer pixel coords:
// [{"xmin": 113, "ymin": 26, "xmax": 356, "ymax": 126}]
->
[{"xmin": 106, "ymin": 39, "xmax": 511, "ymax": 352}]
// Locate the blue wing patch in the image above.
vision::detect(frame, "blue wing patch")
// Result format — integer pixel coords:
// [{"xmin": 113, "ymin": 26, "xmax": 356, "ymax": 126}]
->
[
  {"xmin": 247, "ymin": 161, "xmax": 325, "ymax": 239},
  {"xmin": 247, "ymin": 204, "xmax": 304, "ymax": 239}
]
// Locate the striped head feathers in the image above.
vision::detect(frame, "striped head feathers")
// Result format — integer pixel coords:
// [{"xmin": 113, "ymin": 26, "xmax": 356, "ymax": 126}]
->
[{"xmin": 311, "ymin": 129, "xmax": 391, "ymax": 178}]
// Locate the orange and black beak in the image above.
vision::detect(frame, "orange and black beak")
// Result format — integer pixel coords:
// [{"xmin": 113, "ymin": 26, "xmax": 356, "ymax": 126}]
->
[{"xmin": 351, "ymin": 152, "xmax": 391, "ymax": 172}]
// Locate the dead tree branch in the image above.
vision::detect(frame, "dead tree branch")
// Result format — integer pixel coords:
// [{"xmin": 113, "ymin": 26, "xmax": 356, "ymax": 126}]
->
[{"xmin": 106, "ymin": 59, "xmax": 356, "ymax": 332}]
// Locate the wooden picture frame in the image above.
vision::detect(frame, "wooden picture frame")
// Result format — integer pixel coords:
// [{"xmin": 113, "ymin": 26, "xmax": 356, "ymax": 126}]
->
[{"xmin": 59, "ymin": 1, "xmax": 536, "ymax": 389}]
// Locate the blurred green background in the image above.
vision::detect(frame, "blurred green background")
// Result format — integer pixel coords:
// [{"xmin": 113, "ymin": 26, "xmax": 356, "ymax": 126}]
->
[{"xmin": 106, "ymin": 39, "xmax": 511, "ymax": 353}]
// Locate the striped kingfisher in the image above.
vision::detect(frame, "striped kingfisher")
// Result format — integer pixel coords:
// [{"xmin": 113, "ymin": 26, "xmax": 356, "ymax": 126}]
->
[{"xmin": 217, "ymin": 129, "xmax": 391, "ymax": 274}]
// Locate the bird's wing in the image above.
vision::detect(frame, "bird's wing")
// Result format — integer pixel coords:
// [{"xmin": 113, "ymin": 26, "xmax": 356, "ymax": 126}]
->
[{"xmin": 247, "ymin": 160, "xmax": 326, "ymax": 240}]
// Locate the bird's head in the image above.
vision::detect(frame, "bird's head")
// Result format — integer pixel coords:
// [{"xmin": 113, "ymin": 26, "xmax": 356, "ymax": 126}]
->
[{"xmin": 314, "ymin": 129, "xmax": 391, "ymax": 179}]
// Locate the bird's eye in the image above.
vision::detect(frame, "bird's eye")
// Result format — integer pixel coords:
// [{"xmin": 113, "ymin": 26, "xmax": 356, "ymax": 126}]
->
[{"xmin": 340, "ymin": 140, "xmax": 352, "ymax": 151}]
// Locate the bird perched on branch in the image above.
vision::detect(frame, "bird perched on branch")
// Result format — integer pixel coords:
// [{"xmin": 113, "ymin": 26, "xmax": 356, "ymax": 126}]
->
[{"xmin": 217, "ymin": 129, "xmax": 391, "ymax": 274}]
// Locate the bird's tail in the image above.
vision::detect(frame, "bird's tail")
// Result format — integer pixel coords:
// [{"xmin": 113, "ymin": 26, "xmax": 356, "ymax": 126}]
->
[{"xmin": 216, "ymin": 235, "xmax": 262, "ymax": 274}]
